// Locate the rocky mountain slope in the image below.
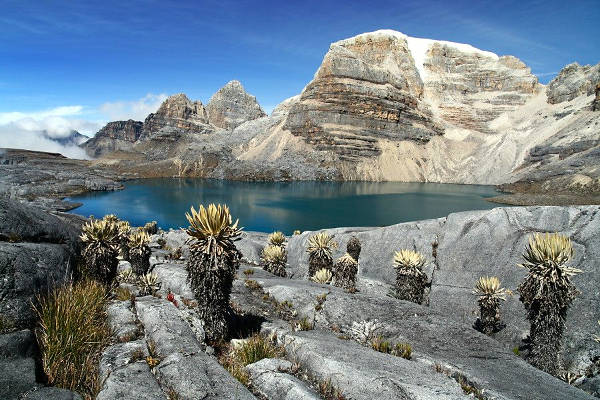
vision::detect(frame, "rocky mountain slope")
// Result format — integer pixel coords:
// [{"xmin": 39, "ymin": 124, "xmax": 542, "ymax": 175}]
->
[{"xmin": 84, "ymin": 30, "xmax": 600, "ymax": 202}]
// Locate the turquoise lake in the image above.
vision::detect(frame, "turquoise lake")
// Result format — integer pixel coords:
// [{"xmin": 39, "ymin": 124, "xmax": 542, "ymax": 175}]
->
[{"xmin": 66, "ymin": 179, "xmax": 502, "ymax": 234}]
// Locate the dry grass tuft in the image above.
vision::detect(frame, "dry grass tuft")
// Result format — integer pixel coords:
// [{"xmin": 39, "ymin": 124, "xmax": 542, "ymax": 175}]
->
[{"xmin": 34, "ymin": 280, "xmax": 111, "ymax": 398}]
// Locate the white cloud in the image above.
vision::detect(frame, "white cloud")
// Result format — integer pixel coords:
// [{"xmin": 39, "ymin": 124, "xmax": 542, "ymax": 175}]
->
[
  {"xmin": 0, "ymin": 93, "xmax": 168, "ymax": 159},
  {"xmin": 0, "ymin": 124, "xmax": 90, "ymax": 159},
  {"xmin": 0, "ymin": 105, "xmax": 104, "ymax": 137},
  {"xmin": 99, "ymin": 93, "xmax": 167, "ymax": 121}
]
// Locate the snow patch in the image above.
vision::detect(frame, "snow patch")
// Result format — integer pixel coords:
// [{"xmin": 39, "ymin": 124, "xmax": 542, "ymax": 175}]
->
[{"xmin": 333, "ymin": 30, "xmax": 500, "ymax": 82}]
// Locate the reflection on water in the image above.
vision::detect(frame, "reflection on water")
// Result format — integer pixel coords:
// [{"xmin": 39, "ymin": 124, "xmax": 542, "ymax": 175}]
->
[{"xmin": 66, "ymin": 178, "xmax": 501, "ymax": 234}]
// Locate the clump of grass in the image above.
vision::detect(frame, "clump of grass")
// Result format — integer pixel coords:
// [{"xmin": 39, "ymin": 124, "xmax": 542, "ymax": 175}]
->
[
  {"xmin": 244, "ymin": 279, "xmax": 262, "ymax": 290},
  {"xmin": 243, "ymin": 268, "xmax": 254, "ymax": 276},
  {"xmin": 392, "ymin": 343, "xmax": 412, "ymax": 360},
  {"xmin": 318, "ymin": 377, "xmax": 346, "ymax": 400},
  {"xmin": 294, "ymin": 316, "xmax": 314, "ymax": 331},
  {"xmin": 115, "ymin": 286, "xmax": 132, "ymax": 301},
  {"xmin": 219, "ymin": 334, "xmax": 284, "ymax": 385},
  {"xmin": 370, "ymin": 336, "xmax": 412, "ymax": 360},
  {"xmin": 371, "ymin": 336, "xmax": 393, "ymax": 353},
  {"xmin": 34, "ymin": 280, "xmax": 111, "ymax": 398}
]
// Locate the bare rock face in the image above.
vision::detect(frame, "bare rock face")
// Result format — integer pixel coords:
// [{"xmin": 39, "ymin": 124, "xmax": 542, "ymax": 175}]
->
[
  {"xmin": 593, "ymin": 82, "xmax": 600, "ymax": 111},
  {"xmin": 84, "ymin": 120, "xmax": 143, "ymax": 157},
  {"xmin": 424, "ymin": 46, "xmax": 539, "ymax": 133},
  {"xmin": 547, "ymin": 62, "xmax": 600, "ymax": 104},
  {"xmin": 142, "ymin": 94, "xmax": 211, "ymax": 140},
  {"xmin": 284, "ymin": 32, "xmax": 443, "ymax": 162},
  {"xmin": 206, "ymin": 80, "xmax": 266, "ymax": 130}
]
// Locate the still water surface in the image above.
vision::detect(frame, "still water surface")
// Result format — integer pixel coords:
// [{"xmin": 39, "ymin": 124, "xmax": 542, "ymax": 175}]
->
[{"xmin": 67, "ymin": 179, "xmax": 501, "ymax": 234}]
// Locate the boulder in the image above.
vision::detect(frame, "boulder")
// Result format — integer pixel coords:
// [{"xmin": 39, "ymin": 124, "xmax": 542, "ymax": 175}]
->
[
  {"xmin": 0, "ymin": 199, "xmax": 81, "ymax": 328},
  {"xmin": 245, "ymin": 358, "xmax": 321, "ymax": 400}
]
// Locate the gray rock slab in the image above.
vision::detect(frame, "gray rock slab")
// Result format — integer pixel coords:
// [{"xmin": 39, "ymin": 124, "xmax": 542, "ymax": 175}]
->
[
  {"xmin": 0, "ymin": 198, "xmax": 80, "ymax": 244},
  {"xmin": 258, "ymin": 277, "xmax": 593, "ymax": 400},
  {"xmin": 135, "ymin": 296, "xmax": 202, "ymax": 357},
  {"xmin": 155, "ymin": 352, "xmax": 256, "ymax": 400},
  {"xmin": 21, "ymin": 387, "xmax": 82, "ymax": 400},
  {"xmin": 0, "ymin": 241, "xmax": 74, "ymax": 328},
  {"xmin": 0, "ymin": 357, "xmax": 37, "ymax": 400},
  {"xmin": 0, "ymin": 329, "xmax": 36, "ymax": 358},
  {"xmin": 96, "ymin": 361, "xmax": 166, "ymax": 400},
  {"xmin": 284, "ymin": 206, "xmax": 600, "ymax": 371},
  {"xmin": 245, "ymin": 358, "xmax": 321, "ymax": 400},
  {"xmin": 265, "ymin": 329, "xmax": 466, "ymax": 400},
  {"xmin": 99, "ymin": 339, "xmax": 148, "ymax": 383},
  {"xmin": 152, "ymin": 262, "xmax": 194, "ymax": 298},
  {"xmin": 107, "ymin": 300, "xmax": 139, "ymax": 342}
]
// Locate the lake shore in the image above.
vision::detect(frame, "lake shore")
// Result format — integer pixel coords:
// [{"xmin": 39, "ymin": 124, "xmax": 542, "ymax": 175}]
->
[{"xmin": 2, "ymin": 148, "xmax": 598, "ymax": 214}]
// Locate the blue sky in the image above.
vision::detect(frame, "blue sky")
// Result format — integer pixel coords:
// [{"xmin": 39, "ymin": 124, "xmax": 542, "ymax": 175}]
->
[{"xmin": 0, "ymin": 0, "xmax": 598, "ymax": 137}]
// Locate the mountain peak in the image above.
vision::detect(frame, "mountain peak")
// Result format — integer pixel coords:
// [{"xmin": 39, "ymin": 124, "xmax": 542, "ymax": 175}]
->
[{"xmin": 206, "ymin": 80, "xmax": 265, "ymax": 130}]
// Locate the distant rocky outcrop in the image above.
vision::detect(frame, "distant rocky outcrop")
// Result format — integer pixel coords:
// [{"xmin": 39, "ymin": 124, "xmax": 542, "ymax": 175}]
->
[
  {"xmin": 141, "ymin": 93, "xmax": 211, "ymax": 140},
  {"xmin": 206, "ymin": 80, "xmax": 266, "ymax": 130},
  {"xmin": 42, "ymin": 130, "xmax": 88, "ymax": 147},
  {"xmin": 547, "ymin": 62, "xmax": 600, "ymax": 104},
  {"xmin": 83, "ymin": 120, "xmax": 143, "ymax": 157}
]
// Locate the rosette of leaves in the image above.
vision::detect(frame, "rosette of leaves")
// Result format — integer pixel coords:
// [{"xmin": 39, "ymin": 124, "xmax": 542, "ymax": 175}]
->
[
  {"xmin": 472, "ymin": 276, "xmax": 507, "ymax": 334},
  {"xmin": 261, "ymin": 245, "xmax": 287, "ymax": 277},
  {"xmin": 80, "ymin": 218, "xmax": 120, "ymax": 284},
  {"xmin": 517, "ymin": 232, "xmax": 581, "ymax": 376},
  {"xmin": 346, "ymin": 236, "xmax": 361, "ymax": 263},
  {"xmin": 393, "ymin": 249, "xmax": 429, "ymax": 304},
  {"xmin": 144, "ymin": 221, "xmax": 158, "ymax": 235},
  {"xmin": 268, "ymin": 231, "xmax": 286, "ymax": 247},
  {"xmin": 117, "ymin": 221, "xmax": 131, "ymax": 260},
  {"xmin": 306, "ymin": 232, "xmax": 338, "ymax": 278},
  {"xmin": 139, "ymin": 272, "xmax": 161, "ymax": 296},
  {"xmin": 185, "ymin": 204, "xmax": 242, "ymax": 341},
  {"xmin": 311, "ymin": 268, "xmax": 332, "ymax": 284},
  {"xmin": 129, "ymin": 230, "xmax": 151, "ymax": 276},
  {"xmin": 333, "ymin": 253, "xmax": 358, "ymax": 291}
]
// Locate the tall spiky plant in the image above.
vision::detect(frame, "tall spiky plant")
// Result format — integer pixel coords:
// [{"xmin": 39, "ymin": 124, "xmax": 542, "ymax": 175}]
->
[
  {"xmin": 333, "ymin": 253, "xmax": 358, "ymax": 291},
  {"xmin": 473, "ymin": 276, "xmax": 507, "ymax": 334},
  {"xmin": 518, "ymin": 232, "xmax": 581, "ymax": 376},
  {"xmin": 80, "ymin": 218, "xmax": 120, "ymax": 285},
  {"xmin": 117, "ymin": 220, "xmax": 131, "ymax": 261},
  {"xmin": 306, "ymin": 232, "xmax": 338, "ymax": 278},
  {"xmin": 185, "ymin": 204, "xmax": 242, "ymax": 341},
  {"xmin": 129, "ymin": 230, "xmax": 151, "ymax": 276},
  {"xmin": 393, "ymin": 250, "xmax": 429, "ymax": 304},
  {"xmin": 268, "ymin": 231, "xmax": 286, "ymax": 247},
  {"xmin": 261, "ymin": 245, "xmax": 287, "ymax": 277},
  {"xmin": 346, "ymin": 236, "xmax": 361, "ymax": 263}
]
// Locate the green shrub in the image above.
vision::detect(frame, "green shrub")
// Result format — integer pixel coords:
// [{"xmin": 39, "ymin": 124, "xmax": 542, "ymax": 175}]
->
[
  {"xmin": 306, "ymin": 232, "xmax": 337, "ymax": 278},
  {"xmin": 128, "ymin": 230, "xmax": 151, "ymax": 276},
  {"xmin": 185, "ymin": 204, "xmax": 242, "ymax": 341},
  {"xmin": 472, "ymin": 276, "xmax": 507, "ymax": 334},
  {"xmin": 80, "ymin": 217, "xmax": 120, "ymax": 284},
  {"xmin": 268, "ymin": 231, "xmax": 286, "ymax": 247},
  {"xmin": 34, "ymin": 281, "xmax": 111, "ymax": 398},
  {"xmin": 311, "ymin": 268, "xmax": 333, "ymax": 284},
  {"xmin": 393, "ymin": 249, "xmax": 428, "ymax": 304},
  {"xmin": 518, "ymin": 232, "xmax": 580, "ymax": 375},
  {"xmin": 261, "ymin": 245, "xmax": 287, "ymax": 277}
]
